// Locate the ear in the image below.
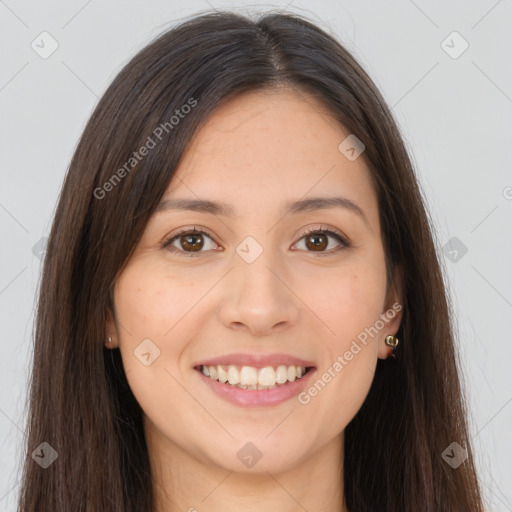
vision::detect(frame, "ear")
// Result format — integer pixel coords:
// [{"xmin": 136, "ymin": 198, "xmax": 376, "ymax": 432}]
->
[
  {"xmin": 104, "ymin": 308, "xmax": 120, "ymax": 349},
  {"xmin": 377, "ymin": 264, "xmax": 404, "ymax": 360}
]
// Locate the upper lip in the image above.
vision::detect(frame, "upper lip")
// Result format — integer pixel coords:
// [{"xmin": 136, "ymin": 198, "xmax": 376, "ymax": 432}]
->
[{"xmin": 194, "ymin": 353, "xmax": 316, "ymax": 369}]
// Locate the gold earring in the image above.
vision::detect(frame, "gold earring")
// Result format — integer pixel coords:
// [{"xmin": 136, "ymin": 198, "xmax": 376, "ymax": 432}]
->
[{"xmin": 385, "ymin": 335, "xmax": 399, "ymax": 358}]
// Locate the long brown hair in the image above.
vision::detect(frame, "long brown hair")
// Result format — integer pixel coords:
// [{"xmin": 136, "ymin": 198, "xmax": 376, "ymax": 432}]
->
[{"xmin": 17, "ymin": 9, "xmax": 485, "ymax": 511}]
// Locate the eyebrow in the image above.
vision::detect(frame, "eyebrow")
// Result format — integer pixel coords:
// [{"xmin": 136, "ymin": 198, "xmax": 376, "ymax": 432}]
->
[{"xmin": 155, "ymin": 196, "xmax": 370, "ymax": 229}]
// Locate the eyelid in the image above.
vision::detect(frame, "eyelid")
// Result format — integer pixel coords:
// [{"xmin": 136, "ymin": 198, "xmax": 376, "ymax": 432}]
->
[
  {"xmin": 295, "ymin": 224, "xmax": 349, "ymax": 246},
  {"xmin": 161, "ymin": 225, "xmax": 219, "ymax": 251}
]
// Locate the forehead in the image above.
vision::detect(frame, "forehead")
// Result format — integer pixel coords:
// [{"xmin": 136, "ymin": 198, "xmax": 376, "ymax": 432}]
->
[{"xmin": 165, "ymin": 87, "xmax": 377, "ymax": 224}]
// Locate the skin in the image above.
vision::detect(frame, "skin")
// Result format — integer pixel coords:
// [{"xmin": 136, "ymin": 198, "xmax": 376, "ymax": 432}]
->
[{"xmin": 106, "ymin": 86, "xmax": 403, "ymax": 512}]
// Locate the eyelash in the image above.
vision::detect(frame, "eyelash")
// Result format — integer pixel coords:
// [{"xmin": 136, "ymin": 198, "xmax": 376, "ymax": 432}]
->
[{"xmin": 160, "ymin": 225, "xmax": 350, "ymax": 258}]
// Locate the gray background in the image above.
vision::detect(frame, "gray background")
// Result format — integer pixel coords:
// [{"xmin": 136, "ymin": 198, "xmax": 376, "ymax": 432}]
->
[{"xmin": 1, "ymin": 0, "xmax": 511, "ymax": 510}]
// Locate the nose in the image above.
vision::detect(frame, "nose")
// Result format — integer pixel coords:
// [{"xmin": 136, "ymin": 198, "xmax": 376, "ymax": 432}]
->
[{"xmin": 216, "ymin": 246, "xmax": 300, "ymax": 337}]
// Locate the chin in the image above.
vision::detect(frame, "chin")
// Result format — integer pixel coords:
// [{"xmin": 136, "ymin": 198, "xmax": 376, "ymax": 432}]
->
[{"xmin": 199, "ymin": 436, "xmax": 308, "ymax": 475}]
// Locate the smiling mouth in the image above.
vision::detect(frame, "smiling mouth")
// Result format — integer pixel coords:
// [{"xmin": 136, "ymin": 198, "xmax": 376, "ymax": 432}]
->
[{"xmin": 195, "ymin": 364, "xmax": 315, "ymax": 390}]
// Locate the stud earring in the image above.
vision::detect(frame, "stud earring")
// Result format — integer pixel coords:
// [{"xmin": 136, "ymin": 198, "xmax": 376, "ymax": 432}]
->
[{"xmin": 385, "ymin": 335, "xmax": 399, "ymax": 358}]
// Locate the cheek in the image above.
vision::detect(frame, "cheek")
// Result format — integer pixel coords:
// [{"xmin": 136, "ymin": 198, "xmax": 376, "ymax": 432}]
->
[
  {"xmin": 307, "ymin": 263, "xmax": 387, "ymax": 349},
  {"xmin": 298, "ymin": 320, "xmax": 379, "ymax": 445},
  {"xmin": 303, "ymin": 349, "xmax": 376, "ymax": 445},
  {"xmin": 112, "ymin": 262, "xmax": 191, "ymax": 382},
  {"xmin": 112, "ymin": 263, "xmax": 199, "ymax": 423},
  {"xmin": 113, "ymin": 260, "xmax": 203, "ymax": 342},
  {"xmin": 295, "ymin": 262, "xmax": 386, "ymax": 432}
]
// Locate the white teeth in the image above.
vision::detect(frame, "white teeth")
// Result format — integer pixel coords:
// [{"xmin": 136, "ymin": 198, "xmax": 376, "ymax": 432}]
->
[
  {"xmin": 240, "ymin": 366, "xmax": 258, "ymax": 386},
  {"xmin": 227, "ymin": 365, "xmax": 240, "ymax": 385},
  {"xmin": 201, "ymin": 364, "xmax": 308, "ymax": 388},
  {"xmin": 276, "ymin": 365, "xmax": 288, "ymax": 384},
  {"xmin": 258, "ymin": 367, "xmax": 276, "ymax": 387},
  {"xmin": 217, "ymin": 366, "xmax": 227, "ymax": 383}
]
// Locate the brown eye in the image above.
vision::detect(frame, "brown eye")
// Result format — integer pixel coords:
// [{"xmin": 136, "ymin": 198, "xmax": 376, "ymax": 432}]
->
[
  {"xmin": 180, "ymin": 233, "xmax": 205, "ymax": 252},
  {"xmin": 162, "ymin": 228, "xmax": 218, "ymax": 257},
  {"xmin": 293, "ymin": 227, "xmax": 349, "ymax": 255},
  {"xmin": 305, "ymin": 232, "xmax": 329, "ymax": 251}
]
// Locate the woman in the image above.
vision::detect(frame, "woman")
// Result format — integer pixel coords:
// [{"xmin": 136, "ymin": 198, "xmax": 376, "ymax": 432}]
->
[{"xmin": 17, "ymin": 9, "xmax": 486, "ymax": 511}]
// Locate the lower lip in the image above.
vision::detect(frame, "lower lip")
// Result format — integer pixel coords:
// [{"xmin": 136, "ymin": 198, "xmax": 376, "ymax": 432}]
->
[{"xmin": 195, "ymin": 367, "xmax": 317, "ymax": 407}]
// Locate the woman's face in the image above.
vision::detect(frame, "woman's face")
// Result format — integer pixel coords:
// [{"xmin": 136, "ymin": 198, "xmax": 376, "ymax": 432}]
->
[{"xmin": 110, "ymin": 87, "xmax": 402, "ymax": 474}]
